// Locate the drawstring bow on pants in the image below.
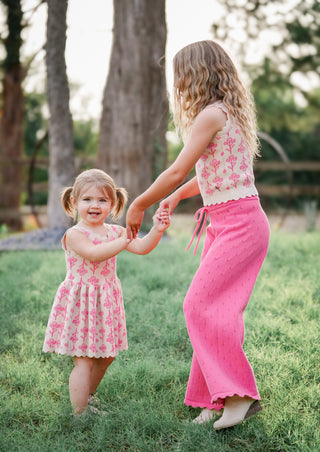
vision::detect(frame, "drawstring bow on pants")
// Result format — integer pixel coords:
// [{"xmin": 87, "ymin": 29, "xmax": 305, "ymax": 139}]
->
[{"xmin": 186, "ymin": 207, "xmax": 209, "ymax": 256}]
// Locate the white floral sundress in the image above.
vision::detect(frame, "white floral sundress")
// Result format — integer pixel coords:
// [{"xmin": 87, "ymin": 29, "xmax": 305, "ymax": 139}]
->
[{"xmin": 43, "ymin": 224, "xmax": 127, "ymax": 358}]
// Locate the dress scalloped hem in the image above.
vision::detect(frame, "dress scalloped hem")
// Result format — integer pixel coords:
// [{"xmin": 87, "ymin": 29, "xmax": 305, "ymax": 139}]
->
[{"xmin": 42, "ymin": 347, "xmax": 128, "ymax": 359}]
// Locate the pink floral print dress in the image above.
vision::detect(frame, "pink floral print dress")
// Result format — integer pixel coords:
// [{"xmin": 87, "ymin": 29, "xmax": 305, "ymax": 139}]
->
[{"xmin": 43, "ymin": 224, "xmax": 127, "ymax": 358}]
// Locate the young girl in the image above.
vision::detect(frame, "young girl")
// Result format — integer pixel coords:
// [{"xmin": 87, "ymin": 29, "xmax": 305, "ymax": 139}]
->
[
  {"xmin": 126, "ymin": 40, "xmax": 270, "ymax": 430},
  {"xmin": 43, "ymin": 169, "xmax": 170, "ymax": 415}
]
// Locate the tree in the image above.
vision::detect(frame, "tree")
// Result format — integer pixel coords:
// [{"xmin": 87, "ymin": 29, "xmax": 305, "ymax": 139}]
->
[
  {"xmin": 210, "ymin": 0, "xmax": 320, "ymax": 207},
  {"xmin": 97, "ymin": 0, "xmax": 168, "ymax": 223},
  {"xmin": 0, "ymin": 0, "xmax": 24, "ymax": 230},
  {"xmin": 212, "ymin": 0, "xmax": 320, "ymax": 94},
  {"xmin": 45, "ymin": 0, "xmax": 75, "ymax": 228}
]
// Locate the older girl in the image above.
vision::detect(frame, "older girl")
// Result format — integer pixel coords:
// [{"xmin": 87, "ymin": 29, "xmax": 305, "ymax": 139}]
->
[{"xmin": 126, "ymin": 40, "xmax": 270, "ymax": 430}]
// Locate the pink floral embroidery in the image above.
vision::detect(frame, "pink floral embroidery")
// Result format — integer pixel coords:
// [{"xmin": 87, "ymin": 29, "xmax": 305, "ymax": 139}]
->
[
  {"xmin": 212, "ymin": 177, "xmax": 223, "ymax": 191},
  {"xmin": 201, "ymin": 166, "xmax": 210, "ymax": 180},
  {"xmin": 226, "ymin": 155, "xmax": 237, "ymax": 171},
  {"xmin": 48, "ymin": 321, "xmax": 62, "ymax": 335},
  {"xmin": 207, "ymin": 142, "xmax": 218, "ymax": 154},
  {"xmin": 73, "ymin": 315, "xmax": 80, "ymax": 327},
  {"xmin": 229, "ymin": 173, "xmax": 240, "ymax": 188},
  {"xmin": 243, "ymin": 174, "xmax": 251, "ymax": 187},
  {"xmin": 70, "ymin": 331, "xmax": 79, "ymax": 343},
  {"xmin": 79, "ymin": 343, "xmax": 87, "ymax": 353},
  {"xmin": 88, "ymin": 275, "xmax": 99, "ymax": 286},
  {"xmin": 238, "ymin": 141, "xmax": 246, "ymax": 154},
  {"xmin": 90, "ymin": 261, "xmax": 100, "ymax": 274},
  {"xmin": 80, "ymin": 326, "xmax": 89, "ymax": 342},
  {"xmin": 89, "ymin": 308, "xmax": 96, "ymax": 324},
  {"xmin": 45, "ymin": 338, "xmax": 57, "ymax": 348},
  {"xmin": 43, "ymin": 225, "xmax": 128, "ymax": 358},
  {"xmin": 210, "ymin": 159, "xmax": 221, "ymax": 175},
  {"xmin": 77, "ymin": 259, "xmax": 88, "ymax": 277},
  {"xmin": 99, "ymin": 344, "xmax": 107, "ymax": 354},
  {"xmin": 200, "ymin": 154, "xmax": 209, "ymax": 162},
  {"xmin": 224, "ymin": 136, "xmax": 236, "ymax": 154},
  {"xmin": 101, "ymin": 262, "xmax": 111, "ymax": 278},
  {"xmin": 105, "ymin": 312, "xmax": 113, "ymax": 327},
  {"xmin": 68, "ymin": 257, "xmax": 77, "ymax": 270},
  {"xmin": 193, "ymin": 103, "xmax": 257, "ymax": 206},
  {"xmin": 53, "ymin": 303, "xmax": 66, "ymax": 320},
  {"xmin": 81, "ymin": 309, "xmax": 89, "ymax": 321},
  {"xmin": 240, "ymin": 157, "xmax": 248, "ymax": 172},
  {"xmin": 107, "ymin": 331, "xmax": 114, "ymax": 343}
]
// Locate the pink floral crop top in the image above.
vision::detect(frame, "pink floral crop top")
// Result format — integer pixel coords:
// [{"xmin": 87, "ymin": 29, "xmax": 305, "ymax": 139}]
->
[{"xmin": 195, "ymin": 101, "xmax": 258, "ymax": 206}]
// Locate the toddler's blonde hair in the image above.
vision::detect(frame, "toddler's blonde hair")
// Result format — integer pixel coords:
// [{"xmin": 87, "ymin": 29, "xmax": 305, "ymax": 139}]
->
[
  {"xmin": 173, "ymin": 40, "xmax": 259, "ymax": 159},
  {"xmin": 61, "ymin": 169, "xmax": 128, "ymax": 221}
]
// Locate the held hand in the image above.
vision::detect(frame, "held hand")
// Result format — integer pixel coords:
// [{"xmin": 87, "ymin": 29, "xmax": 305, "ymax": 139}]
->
[
  {"xmin": 159, "ymin": 193, "xmax": 180, "ymax": 217},
  {"xmin": 126, "ymin": 202, "xmax": 144, "ymax": 240},
  {"xmin": 120, "ymin": 227, "xmax": 132, "ymax": 245},
  {"xmin": 153, "ymin": 207, "xmax": 171, "ymax": 232}
]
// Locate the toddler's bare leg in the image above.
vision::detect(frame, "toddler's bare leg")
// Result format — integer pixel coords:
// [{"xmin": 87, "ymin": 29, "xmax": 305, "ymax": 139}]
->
[
  {"xmin": 89, "ymin": 356, "xmax": 115, "ymax": 395},
  {"xmin": 69, "ymin": 356, "xmax": 94, "ymax": 414}
]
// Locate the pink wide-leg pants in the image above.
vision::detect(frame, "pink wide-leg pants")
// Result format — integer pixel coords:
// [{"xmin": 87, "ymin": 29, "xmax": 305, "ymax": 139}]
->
[{"xmin": 183, "ymin": 197, "xmax": 270, "ymax": 410}]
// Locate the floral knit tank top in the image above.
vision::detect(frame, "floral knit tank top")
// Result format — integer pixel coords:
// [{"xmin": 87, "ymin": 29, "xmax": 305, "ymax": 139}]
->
[{"xmin": 195, "ymin": 101, "xmax": 258, "ymax": 206}]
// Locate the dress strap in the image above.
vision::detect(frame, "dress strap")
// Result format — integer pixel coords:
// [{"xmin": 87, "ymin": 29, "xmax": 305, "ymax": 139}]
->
[{"xmin": 186, "ymin": 207, "xmax": 209, "ymax": 256}]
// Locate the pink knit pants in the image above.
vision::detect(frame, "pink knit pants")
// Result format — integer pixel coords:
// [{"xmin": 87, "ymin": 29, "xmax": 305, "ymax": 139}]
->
[{"xmin": 183, "ymin": 197, "xmax": 270, "ymax": 410}]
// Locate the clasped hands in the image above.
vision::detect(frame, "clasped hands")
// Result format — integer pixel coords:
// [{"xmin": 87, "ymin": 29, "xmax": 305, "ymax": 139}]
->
[{"xmin": 126, "ymin": 200, "xmax": 173, "ymax": 241}]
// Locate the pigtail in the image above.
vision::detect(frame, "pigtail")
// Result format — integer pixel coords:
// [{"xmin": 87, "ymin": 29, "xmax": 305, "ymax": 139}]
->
[
  {"xmin": 61, "ymin": 187, "xmax": 76, "ymax": 220},
  {"xmin": 111, "ymin": 187, "xmax": 128, "ymax": 219}
]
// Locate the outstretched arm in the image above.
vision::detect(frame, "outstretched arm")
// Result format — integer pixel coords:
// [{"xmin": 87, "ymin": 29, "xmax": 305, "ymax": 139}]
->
[
  {"xmin": 126, "ymin": 107, "xmax": 226, "ymax": 238},
  {"xmin": 159, "ymin": 176, "xmax": 200, "ymax": 216}
]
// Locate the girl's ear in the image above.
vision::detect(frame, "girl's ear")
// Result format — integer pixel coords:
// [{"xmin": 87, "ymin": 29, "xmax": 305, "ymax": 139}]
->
[{"xmin": 71, "ymin": 196, "xmax": 77, "ymax": 208}]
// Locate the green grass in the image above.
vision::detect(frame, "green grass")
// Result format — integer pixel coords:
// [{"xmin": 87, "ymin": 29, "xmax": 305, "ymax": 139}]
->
[{"xmin": 1, "ymin": 231, "xmax": 320, "ymax": 451}]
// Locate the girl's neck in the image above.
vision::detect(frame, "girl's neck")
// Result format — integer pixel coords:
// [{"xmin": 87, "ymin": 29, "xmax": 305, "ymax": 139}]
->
[{"xmin": 77, "ymin": 220, "xmax": 108, "ymax": 235}]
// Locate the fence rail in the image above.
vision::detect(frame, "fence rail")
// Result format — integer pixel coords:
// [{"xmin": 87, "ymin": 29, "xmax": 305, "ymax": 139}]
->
[
  {"xmin": 1, "ymin": 157, "xmax": 320, "ymax": 228},
  {"xmin": 26, "ymin": 159, "xmax": 320, "ymax": 198}
]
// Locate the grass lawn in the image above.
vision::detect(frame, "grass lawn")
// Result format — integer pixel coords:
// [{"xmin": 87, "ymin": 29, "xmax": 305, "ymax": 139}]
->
[{"xmin": 0, "ymin": 230, "xmax": 320, "ymax": 451}]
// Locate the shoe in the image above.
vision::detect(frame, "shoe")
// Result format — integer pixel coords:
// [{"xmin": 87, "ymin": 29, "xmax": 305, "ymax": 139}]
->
[{"xmin": 213, "ymin": 398, "xmax": 262, "ymax": 430}]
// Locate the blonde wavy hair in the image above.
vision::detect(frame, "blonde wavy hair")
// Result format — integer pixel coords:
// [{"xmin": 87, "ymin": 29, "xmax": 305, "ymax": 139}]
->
[
  {"xmin": 61, "ymin": 169, "xmax": 128, "ymax": 221},
  {"xmin": 173, "ymin": 40, "xmax": 259, "ymax": 159}
]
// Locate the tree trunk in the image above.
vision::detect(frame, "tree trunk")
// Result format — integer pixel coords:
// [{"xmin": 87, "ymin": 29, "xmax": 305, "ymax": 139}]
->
[
  {"xmin": 46, "ymin": 0, "xmax": 75, "ymax": 228},
  {"xmin": 97, "ymin": 0, "xmax": 168, "ymax": 223},
  {"xmin": 0, "ymin": 0, "xmax": 24, "ymax": 230}
]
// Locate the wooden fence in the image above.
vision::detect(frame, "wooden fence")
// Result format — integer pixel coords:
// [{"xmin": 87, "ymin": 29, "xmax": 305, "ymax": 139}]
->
[
  {"xmin": 19, "ymin": 157, "xmax": 320, "ymax": 198},
  {"xmin": 1, "ymin": 156, "xmax": 320, "ymax": 228},
  {"xmin": 255, "ymin": 160, "xmax": 320, "ymax": 198}
]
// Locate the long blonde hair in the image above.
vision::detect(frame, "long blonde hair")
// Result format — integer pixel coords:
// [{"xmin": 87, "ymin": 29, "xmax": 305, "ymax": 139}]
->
[
  {"xmin": 61, "ymin": 169, "xmax": 128, "ymax": 221},
  {"xmin": 173, "ymin": 40, "xmax": 259, "ymax": 158}
]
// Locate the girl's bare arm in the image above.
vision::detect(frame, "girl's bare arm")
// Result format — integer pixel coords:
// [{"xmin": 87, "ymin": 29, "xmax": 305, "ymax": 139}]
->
[
  {"xmin": 126, "ymin": 107, "xmax": 225, "ymax": 237},
  {"xmin": 66, "ymin": 229, "xmax": 129, "ymax": 262},
  {"xmin": 159, "ymin": 176, "xmax": 200, "ymax": 215}
]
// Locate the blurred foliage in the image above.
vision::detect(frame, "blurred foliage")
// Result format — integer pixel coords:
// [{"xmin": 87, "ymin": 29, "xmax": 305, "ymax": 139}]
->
[
  {"xmin": 211, "ymin": 0, "xmax": 320, "ymax": 208},
  {"xmin": 22, "ymin": 89, "xmax": 98, "ymax": 205},
  {"xmin": 212, "ymin": 0, "xmax": 320, "ymax": 91},
  {"xmin": 1, "ymin": 0, "xmax": 23, "ymax": 70},
  {"xmin": 73, "ymin": 119, "xmax": 98, "ymax": 156},
  {"xmin": 24, "ymin": 91, "xmax": 48, "ymax": 158}
]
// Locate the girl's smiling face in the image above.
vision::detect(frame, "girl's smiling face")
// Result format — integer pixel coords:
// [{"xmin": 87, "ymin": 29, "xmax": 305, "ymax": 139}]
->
[{"xmin": 73, "ymin": 184, "xmax": 112, "ymax": 226}]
